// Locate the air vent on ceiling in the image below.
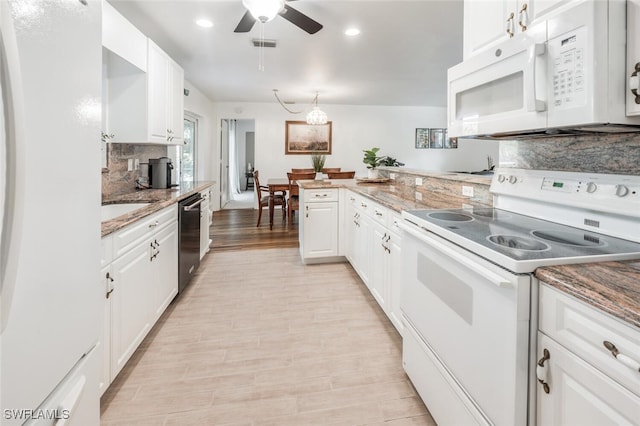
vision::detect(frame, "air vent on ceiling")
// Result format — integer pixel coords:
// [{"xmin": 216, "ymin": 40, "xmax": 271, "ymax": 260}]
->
[{"xmin": 252, "ymin": 39, "xmax": 277, "ymax": 48}]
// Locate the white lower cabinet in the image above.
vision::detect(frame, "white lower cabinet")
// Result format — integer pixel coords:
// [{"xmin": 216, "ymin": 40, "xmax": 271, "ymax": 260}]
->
[
  {"xmin": 111, "ymin": 238, "xmax": 153, "ymax": 379},
  {"xmin": 536, "ymin": 333, "xmax": 640, "ymax": 425},
  {"xmin": 536, "ymin": 284, "xmax": 640, "ymax": 425},
  {"xmin": 342, "ymin": 190, "xmax": 403, "ymax": 332},
  {"xmin": 299, "ymin": 188, "xmax": 340, "ymax": 262},
  {"xmin": 100, "ymin": 205, "xmax": 178, "ymax": 392}
]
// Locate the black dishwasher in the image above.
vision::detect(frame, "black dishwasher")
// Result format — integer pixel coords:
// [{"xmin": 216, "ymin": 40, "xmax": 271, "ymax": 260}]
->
[{"xmin": 178, "ymin": 193, "xmax": 202, "ymax": 293}]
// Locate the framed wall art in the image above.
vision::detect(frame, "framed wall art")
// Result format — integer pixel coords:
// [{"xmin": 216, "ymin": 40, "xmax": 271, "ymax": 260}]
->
[
  {"xmin": 285, "ymin": 121, "xmax": 332, "ymax": 155},
  {"xmin": 429, "ymin": 128, "xmax": 444, "ymax": 149},
  {"xmin": 415, "ymin": 128, "xmax": 429, "ymax": 149}
]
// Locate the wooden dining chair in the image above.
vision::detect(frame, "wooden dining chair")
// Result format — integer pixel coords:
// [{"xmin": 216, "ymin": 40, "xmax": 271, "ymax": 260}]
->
[
  {"xmin": 254, "ymin": 170, "xmax": 286, "ymax": 227},
  {"xmin": 322, "ymin": 168, "xmax": 341, "ymax": 173},
  {"xmin": 327, "ymin": 171, "xmax": 356, "ymax": 179},
  {"xmin": 291, "ymin": 168, "xmax": 314, "ymax": 173},
  {"xmin": 287, "ymin": 171, "xmax": 316, "ymax": 222}
]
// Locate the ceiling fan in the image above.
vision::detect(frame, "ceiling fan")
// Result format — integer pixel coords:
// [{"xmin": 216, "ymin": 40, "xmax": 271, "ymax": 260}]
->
[{"xmin": 234, "ymin": 0, "xmax": 323, "ymax": 35}]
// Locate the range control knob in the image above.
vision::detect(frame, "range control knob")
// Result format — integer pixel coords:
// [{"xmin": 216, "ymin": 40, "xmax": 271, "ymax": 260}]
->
[
  {"xmin": 509, "ymin": 175, "xmax": 518, "ymax": 184},
  {"xmin": 586, "ymin": 182, "xmax": 598, "ymax": 193},
  {"xmin": 498, "ymin": 174, "xmax": 506, "ymax": 183},
  {"xmin": 615, "ymin": 184, "xmax": 630, "ymax": 197}
]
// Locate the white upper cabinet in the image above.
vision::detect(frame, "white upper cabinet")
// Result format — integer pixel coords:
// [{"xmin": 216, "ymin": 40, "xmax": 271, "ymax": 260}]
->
[
  {"xmin": 102, "ymin": 3, "xmax": 184, "ymax": 145},
  {"xmin": 463, "ymin": 0, "xmax": 580, "ymax": 59}
]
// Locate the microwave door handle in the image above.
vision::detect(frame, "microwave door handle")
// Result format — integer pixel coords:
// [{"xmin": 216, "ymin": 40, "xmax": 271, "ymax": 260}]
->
[{"xmin": 526, "ymin": 43, "xmax": 546, "ymax": 112}]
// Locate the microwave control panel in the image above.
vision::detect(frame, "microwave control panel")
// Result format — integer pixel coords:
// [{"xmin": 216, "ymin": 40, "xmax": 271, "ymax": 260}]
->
[{"xmin": 549, "ymin": 26, "xmax": 587, "ymax": 111}]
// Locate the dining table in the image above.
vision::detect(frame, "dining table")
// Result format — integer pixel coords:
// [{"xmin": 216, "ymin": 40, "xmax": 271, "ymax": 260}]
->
[{"xmin": 266, "ymin": 178, "xmax": 290, "ymax": 230}]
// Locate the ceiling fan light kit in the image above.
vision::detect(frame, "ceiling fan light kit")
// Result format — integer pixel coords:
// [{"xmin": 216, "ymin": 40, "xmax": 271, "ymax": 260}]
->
[
  {"xmin": 235, "ymin": 0, "xmax": 323, "ymax": 34},
  {"xmin": 242, "ymin": 0, "xmax": 284, "ymax": 23}
]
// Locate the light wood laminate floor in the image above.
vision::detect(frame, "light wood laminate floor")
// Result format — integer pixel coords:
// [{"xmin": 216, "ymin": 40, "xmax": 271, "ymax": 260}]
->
[{"xmin": 100, "ymin": 248, "xmax": 435, "ymax": 425}]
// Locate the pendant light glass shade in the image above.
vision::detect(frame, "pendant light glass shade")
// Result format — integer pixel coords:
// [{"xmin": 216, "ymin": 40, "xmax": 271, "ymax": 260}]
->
[
  {"xmin": 306, "ymin": 106, "xmax": 328, "ymax": 125},
  {"xmin": 242, "ymin": 0, "xmax": 284, "ymax": 23},
  {"xmin": 306, "ymin": 92, "xmax": 328, "ymax": 125}
]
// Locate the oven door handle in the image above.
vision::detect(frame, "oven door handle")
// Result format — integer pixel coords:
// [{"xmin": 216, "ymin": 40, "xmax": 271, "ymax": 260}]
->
[
  {"xmin": 183, "ymin": 197, "xmax": 203, "ymax": 211},
  {"xmin": 399, "ymin": 222, "xmax": 513, "ymax": 288}
]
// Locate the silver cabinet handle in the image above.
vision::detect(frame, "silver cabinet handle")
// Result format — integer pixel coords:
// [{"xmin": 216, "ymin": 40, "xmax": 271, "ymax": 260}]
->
[{"xmin": 148, "ymin": 221, "xmax": 159, "ymax": 228}]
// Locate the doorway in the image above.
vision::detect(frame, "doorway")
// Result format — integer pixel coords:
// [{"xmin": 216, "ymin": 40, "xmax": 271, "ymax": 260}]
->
[{"xmin": 220, "ymin": 119, "xmax": 255, "ymax": 209}]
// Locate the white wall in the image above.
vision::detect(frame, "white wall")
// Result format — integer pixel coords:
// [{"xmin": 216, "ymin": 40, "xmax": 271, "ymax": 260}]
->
[
  {"xmin": 207, "ymin": 102, "xmax": 498, "ymax": 210},
  {"xmin": 183, "ymin": 80, "xmax": 216, "ymax": 183}
]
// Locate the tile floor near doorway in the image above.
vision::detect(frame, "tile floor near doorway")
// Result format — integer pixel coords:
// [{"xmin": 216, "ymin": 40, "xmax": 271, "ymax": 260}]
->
[{"xmin": 100, "ymin": 248, "xmax": 435, "ymax": 425}]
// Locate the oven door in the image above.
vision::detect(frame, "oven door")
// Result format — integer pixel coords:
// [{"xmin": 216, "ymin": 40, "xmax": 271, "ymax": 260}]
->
[
  {"xmin": 447, "ymin": 22, "xmax": 547, "ymax": 138},
  {"xmin": 399, "ymin": 221, "xmax": 533, "ymax": 426}
]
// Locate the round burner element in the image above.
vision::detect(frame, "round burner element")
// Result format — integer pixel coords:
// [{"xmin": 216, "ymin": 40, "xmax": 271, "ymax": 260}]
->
[
  {"xmin": 427, "ymin": 212, "xmax": 473, "ymax": 222},
  {"xmin": 488, "ymin": 235, "xmax": 550, "ymax": 251},
  {"xmin": 531, "ymin": 230, "xmax": 605, "ymax": 247}
]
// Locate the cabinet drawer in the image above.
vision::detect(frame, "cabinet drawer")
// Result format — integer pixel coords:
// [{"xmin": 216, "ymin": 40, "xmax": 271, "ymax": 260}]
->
[
  {"xmin": 113, "ymin": 205, "xmax": 177, "ymax": 258},
  {"xmin": 369, "ymin": 202, "xmax": 388, "ymax": 226},
  {"xmin": 388, "ymin": 212, "xmax": 403, "ymax": 233},
  {"xmin": 304, "ymin": 188, "xmax": 338, "ymax": 203},
  {"xmin": 539, "ymin": 284, "xmax": 640, "ymax": 397}
]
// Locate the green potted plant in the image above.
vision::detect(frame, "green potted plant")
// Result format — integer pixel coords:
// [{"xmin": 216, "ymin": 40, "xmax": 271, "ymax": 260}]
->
[
  {"xmin": 362, "ymin": 147, "xmax": 383, "ymax": 178},
  {"xmin": 311, "ymin": 154, "xmax": 326, "ymax": 180},
  {"xmin": 380, "ymin": 156, "xmax": 405, "ymax": 167}
]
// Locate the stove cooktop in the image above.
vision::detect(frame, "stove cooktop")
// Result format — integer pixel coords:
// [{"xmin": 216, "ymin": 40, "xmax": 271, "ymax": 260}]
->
[{"xmin": 402, "ymin": 207, "xmax": 640, "ymax": 273}]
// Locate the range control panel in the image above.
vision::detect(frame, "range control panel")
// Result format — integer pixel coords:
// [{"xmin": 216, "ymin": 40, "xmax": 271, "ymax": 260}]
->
[{"xmin": 493, "ymin": 169, "xmax": 640, "ymax": 218}]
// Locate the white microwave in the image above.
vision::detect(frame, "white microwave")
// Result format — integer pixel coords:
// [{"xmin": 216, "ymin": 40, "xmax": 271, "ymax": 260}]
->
[{"xmin": 447, "ymin": 0, "xmax": 640, "ymax": 139}]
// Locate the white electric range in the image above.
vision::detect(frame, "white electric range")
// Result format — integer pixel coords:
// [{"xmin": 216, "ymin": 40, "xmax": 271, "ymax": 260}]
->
[{"xmin": 399, "ymin": 168, "xmax": 640, "ymax": 426}]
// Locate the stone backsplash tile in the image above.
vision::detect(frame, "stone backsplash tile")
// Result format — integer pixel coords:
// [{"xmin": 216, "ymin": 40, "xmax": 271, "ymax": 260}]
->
[
  {"xmin": 102, "ymin": 143, "xmax": 167, "ymax": 199},
  {"xmin": 378, "ymin": 168, "xmax": 493, "ymax": 207},
  {"xmin": 499, "ymin": 133, "xmax": 640, "ymax": 175}
]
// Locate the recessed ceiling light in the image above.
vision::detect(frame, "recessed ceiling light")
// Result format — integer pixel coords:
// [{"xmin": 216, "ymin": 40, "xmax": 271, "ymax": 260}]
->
[
  {"xmin": 345, "ymin": 28, "xmax": 360, "ymax": 36},
  {"xmin": 196, "ymin": 19, "xmax": 213, "ymax": 28}
]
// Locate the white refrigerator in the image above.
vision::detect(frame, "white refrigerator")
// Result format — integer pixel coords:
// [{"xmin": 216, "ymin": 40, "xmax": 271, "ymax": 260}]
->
[{"xmin": 1, "ymin": 1, "xmax": 102, "ymax": 425}]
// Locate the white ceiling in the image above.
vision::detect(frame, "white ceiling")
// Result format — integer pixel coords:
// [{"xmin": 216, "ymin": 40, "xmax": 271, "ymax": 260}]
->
[{"xmin": 109, "ymin": 0, "xmax": 463, "ymax": 107}]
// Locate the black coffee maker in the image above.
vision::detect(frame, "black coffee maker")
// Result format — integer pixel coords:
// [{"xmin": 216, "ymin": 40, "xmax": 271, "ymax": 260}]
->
[{"xmin": 148, "ymin": 157, "xmax": 174, "ymax": 189}]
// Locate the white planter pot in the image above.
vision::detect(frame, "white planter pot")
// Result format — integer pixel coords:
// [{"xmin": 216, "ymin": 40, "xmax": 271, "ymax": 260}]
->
[
  {"xmin": 367, "ymin": 169, "xmax": 379, "ymax": 179},
  {"xmin": 315, "ymin": 172, "xmax": 323, "ymax": 180}
]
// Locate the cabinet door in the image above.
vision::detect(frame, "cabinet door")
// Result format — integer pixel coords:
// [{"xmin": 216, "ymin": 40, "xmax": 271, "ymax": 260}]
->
[
  {"xmin": 303, "ymin": 202, "xmax": 338, "ymax": 258},
  {"xmin": 110, "ymin": 241, "xmax": 152, "ymax": 379},
  {"xmin": 99, "ymin": 265, "xmax": 113, "ymax": 396},
  {"xmin": 167, "ymin": 59, "xmax": 184, "ymax": 144},
  {"xmin": 147, "ymin": 41, "xmax": 169, "ymax": 144},
  {"xmin": 355, "ymin": 213, "xmax": 371, "ymax": 285},
  {"xmin": 536, "ymin": 333, "xmax": 640, "ymax": 425},
  {"xmin": 463, "ymin": 0, "xmax": 515, "ymax": 59},
  {"xmin": 151, "ymin": 222, "xmax": 178, "ymax": 323},
  {"xmin": 369, "ymin": 223, "xmax": 388, "ymax": 309},
  {"xmin": 387, "ymin": 230, "xmax": 403, "ymax": 332}
]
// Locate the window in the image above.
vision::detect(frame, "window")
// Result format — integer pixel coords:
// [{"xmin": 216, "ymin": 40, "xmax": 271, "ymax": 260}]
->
[{"xmin": 182, "ymin": 116, "xmax": 197, "ymax": 182}]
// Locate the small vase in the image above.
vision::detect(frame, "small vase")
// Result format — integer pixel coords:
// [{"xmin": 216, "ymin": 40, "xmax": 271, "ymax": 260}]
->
[
  {"xmin": 315, "ymin": 172, "xmax": 323, "ymax": 181},
  {"xmin": 367, "ymin": 169, "xmax": 379, "ymax": 179}
]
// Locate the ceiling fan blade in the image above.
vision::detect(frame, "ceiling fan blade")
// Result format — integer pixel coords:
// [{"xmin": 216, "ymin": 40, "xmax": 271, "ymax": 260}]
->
[
  {"xmin": 234, "ymin": 10, "xmax": 256, "ymax": 33},
  {"xmin": 280, "ymin": 4, "xmax": 323, "ymax": 34}
]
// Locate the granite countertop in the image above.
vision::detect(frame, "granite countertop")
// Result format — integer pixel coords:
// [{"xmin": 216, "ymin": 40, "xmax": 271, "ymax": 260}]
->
[
  {"xmin": 536, "ymin": 262, "xmax": 640, "ymax": 330},
  {"xmin": 300, "ymin": 178, "xmax": 488, "ymax": 212},
  {"xmin": 101, "ymin": 181, "xmax": 215, "ymax": 237}
]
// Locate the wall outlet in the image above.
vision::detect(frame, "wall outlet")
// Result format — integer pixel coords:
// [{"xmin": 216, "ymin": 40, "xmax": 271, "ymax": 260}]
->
[
  {"xmin": 134, "ymin": 159, "xmax": 140, "ymax": 170},
  {"xmin": 462, "ymin": 186, "xmax": 474, "ymax": 197},
  {"xmin": 390, "ymin": 172, "xmax": 397, "ymax": 180},
  {"xmin": 415, "ymin": 177, "xmax": 423, "ymax": 186},
  {"xmin": 415, "ymin": 191, "xmax": 422, "ymax": 201},
  {"xmin": 127, "ymin": 159, "xmax": 133, "ymax": 171}
]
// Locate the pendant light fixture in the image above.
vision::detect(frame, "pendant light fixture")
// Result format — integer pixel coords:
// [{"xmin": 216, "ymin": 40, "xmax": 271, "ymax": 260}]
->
[{"xmin": 306, "ymin": 92, "xmax": 328, "ymax": 125}]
